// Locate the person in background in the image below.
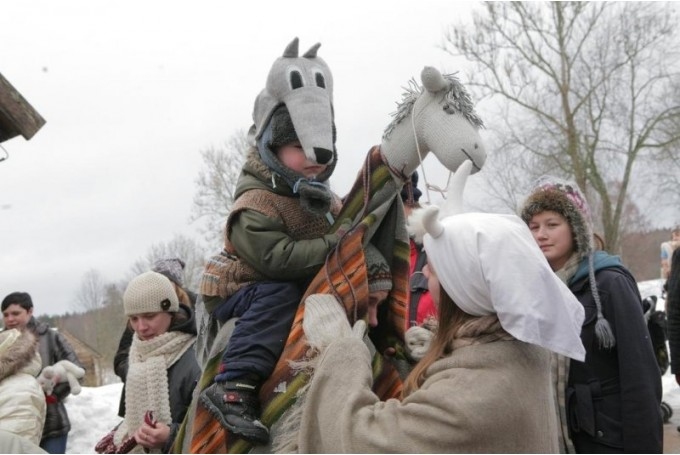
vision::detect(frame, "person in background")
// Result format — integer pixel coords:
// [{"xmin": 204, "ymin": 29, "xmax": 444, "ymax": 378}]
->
[
  {"xmin": 101, "ymin": 271, "xmax": 200, "ymax": 453},
  {"xmin": 521, "ymin": 176, "xmax": 662, "ymax": 453},
  {"xmin": 667, "ymin": 247, "xmax": 680, "ymax": 388},
  {"xmin": 660, "ymin": 226, "xmax": 680, "ymax": 282},
  {"xmin": 113, "ymin": 257, "xmax": 194, "ymax": 419},
  {"xmin": 401, "ymin": 171, "xmax": 437, "ymax": 327},
  {"xmin": 292, "ymin": 206, "xmax": 586, "ymax": 453},
  {"xmin": 0, "ymin": 328, "xmax": 46, "ymax": 446},
  {"xmin": 2, "ymin": 292, "xmax": 83, "ymax": 454}
]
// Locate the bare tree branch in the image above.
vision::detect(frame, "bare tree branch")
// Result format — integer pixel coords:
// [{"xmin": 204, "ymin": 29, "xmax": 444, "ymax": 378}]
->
[{"xmin": 445, "ymin": 1, "xmax": 680, "ymax": 252}]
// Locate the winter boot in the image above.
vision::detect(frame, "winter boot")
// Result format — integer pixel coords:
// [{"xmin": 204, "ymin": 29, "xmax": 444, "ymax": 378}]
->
[{"xmin": 199, "ymin": 378, "xmax": 270, "ymax": 445}]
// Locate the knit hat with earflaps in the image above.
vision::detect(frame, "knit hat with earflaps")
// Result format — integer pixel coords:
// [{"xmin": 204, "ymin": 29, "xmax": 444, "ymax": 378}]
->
[
  {"xmin": 124, "ymin": 271, "xmax": 179, "ymax": 316},
  {"xmin": 365, "ymin": 243, "xmax": 393, "ymax": 293},
  {"xmin": 520, "ymin": 176, "xmax": 616, "ymax": 349}
]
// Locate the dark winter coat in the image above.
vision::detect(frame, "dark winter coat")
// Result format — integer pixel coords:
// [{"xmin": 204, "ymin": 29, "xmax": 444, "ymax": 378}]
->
[
  {"xmin": 113, "ymin": 325, "xmax": 133, "ymax": 418},
  {"xmin": 199, "ymin": 148, "xmax": 343, "ymax": 305},
  {"xmin": 566, "ymin": 252, "xmax": 663, "ymax": 453},
  {"xmin": 163, "ymin": 305, "xmax": 201, "ymax": 448},
  {"xmin": 667, "ymin": 247, "xmax": 680, "ymax": 375},
  {"xmin": 26, "ymin": 317, "xmax": 84, "ymax": 440}
]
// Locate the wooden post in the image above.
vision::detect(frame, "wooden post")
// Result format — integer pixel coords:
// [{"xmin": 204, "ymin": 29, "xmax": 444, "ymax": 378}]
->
[{"xmin": 0, "ymin": 72, "xmax": 46, "ymax": 143}]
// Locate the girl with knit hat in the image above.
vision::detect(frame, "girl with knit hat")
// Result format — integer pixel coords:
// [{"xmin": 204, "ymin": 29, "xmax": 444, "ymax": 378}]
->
[
  {"xmin": 113, "ymin": 257, "xmax": 195, "ymax": 420},
  {"xmin": 521, "ymin": 176, "xmax": 662, "ymax": 453},
  {"xmin": 290, "ymin": 162, "xmax": 587, "ymax": 453},
  {"xmin": 97, "ymin": 271, "xmax": 201, "ymax": 454}
]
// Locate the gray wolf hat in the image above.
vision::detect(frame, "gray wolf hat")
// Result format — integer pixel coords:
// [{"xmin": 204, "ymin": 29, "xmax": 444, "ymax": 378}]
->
[{"xmin": 250, "ymin": 37, "xmax": 336, "ymax": 181}]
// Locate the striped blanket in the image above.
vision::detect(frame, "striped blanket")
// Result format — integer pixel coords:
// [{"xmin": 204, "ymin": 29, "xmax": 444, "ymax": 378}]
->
[{"xmin": 174, "ymin": 146, "xmax": 411, "ymax": 453}]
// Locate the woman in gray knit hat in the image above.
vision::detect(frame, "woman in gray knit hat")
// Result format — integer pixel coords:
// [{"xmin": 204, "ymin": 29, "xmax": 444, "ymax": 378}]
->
[{"xmin": 521, "ymin": 176, "xmax": 662, "ymax": 454}]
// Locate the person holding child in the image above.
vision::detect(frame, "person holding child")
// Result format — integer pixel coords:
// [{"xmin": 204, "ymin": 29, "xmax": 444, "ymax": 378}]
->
[
  {"xmin": 197, "ymin": 37, "xmax": 349, "ymax": 445},
  {"xmin": 291, "ymin": 176, "xmax": 587, "ymax": 453}
]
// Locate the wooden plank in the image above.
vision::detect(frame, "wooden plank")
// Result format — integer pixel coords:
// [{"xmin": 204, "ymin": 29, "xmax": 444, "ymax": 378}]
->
[{"xmin": 0, "ymin": 72, "xmax": 46, "ymax": 143}]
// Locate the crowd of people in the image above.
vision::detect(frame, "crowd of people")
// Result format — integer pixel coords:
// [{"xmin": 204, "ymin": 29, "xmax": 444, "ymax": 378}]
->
[{"xmin": 0, "ymin": 36, "xmax": 673, "ymax": 454}]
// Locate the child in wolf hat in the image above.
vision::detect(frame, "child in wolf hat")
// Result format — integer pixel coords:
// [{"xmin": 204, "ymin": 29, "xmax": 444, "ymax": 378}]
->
[{"xmin": 198, "ymin": 37, "xmax": 351, "ymax": 445}]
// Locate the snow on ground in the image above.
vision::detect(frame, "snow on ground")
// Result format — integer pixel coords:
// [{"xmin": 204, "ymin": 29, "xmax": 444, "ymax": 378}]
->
[
  {"xmin": 65, "ymin": 383, "xmax": 122, "ymax": 454},
  {"xmin": 63, "ymin": 279, "xmax": 679, "ymax": 453}
]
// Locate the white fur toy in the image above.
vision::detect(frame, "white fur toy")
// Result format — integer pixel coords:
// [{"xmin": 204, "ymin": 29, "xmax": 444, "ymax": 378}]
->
[{"xmin": 37, "ymin": 359, "xmax": 85, "ymax": 396}]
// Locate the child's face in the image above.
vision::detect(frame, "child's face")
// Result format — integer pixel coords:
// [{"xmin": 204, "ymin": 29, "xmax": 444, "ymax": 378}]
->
[{"xmin": 276, "ymin": 141, "xmax": 328, "ymax": 178}]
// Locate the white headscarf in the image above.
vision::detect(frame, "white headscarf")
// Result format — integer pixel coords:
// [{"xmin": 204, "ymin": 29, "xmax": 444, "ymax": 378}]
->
[{"xmin": 421, "ymin": 162, "xmax": 585, "ymax": 361}]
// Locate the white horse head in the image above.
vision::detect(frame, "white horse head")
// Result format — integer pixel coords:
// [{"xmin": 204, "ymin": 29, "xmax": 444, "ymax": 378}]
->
[{"xmin": 381, "ymin": 67, "xmax": 486, "ymax": 182}]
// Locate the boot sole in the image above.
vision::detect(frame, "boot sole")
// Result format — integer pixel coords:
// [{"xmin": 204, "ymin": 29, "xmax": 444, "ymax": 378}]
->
[{"xmin": 199, "ymin": 394, "xmax": 270, "ymax": 445}]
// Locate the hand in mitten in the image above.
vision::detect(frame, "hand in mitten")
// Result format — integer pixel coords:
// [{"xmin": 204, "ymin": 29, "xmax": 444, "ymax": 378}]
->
[
  {"xmin": 404, "ymin": 325, "xmax": 435, "ymax": 362},
  {"xmin": 39, "ymin": 360, "xmax": 85, "ymax": 396},
  {"xmin": 303, "ymin": 294, "xmax": 366, "ymax": 350}
]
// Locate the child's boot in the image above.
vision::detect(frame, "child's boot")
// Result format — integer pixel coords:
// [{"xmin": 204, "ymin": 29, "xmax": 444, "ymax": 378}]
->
[{"xmin": 200, "ymin": 377, "xmax": 270, "ymax": 445}]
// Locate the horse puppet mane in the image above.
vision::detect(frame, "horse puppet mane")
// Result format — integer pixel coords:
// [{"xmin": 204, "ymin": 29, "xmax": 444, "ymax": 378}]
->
[{"xmin": 383, "ymin": 73, "xmax": 484, "ymax": 141}]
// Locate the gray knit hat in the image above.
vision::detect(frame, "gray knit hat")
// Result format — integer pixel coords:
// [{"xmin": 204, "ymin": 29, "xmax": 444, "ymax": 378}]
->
[
  {"xmin": 151, "ymin": 257, "xmax": 185, "ymax": 287},
  {"xmin": 365, "ymin": 244, "xmax": 393, "ymax": 293},
  {"xmin": 124, "ymin": 271, "xmax": 179, "ymax": 316},
  {"xmin": 520, "ymin": 176, "xmax": 615, "ymax": 349}
]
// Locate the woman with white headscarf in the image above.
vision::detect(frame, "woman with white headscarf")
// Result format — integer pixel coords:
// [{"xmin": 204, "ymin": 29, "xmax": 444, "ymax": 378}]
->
[{"xmin": 286, "ymin": 162, "xmax": 586, "ymax": 453}]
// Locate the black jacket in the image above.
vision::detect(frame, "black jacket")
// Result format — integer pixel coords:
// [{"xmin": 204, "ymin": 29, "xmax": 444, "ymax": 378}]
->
[
  {"xmin": 566, "ymin": 252, "xmax": 662, "ymax": 453},
  {"xmin": 667, "ymin": 248, "xmax": 680, "ymax": 374},
  {"xmin": 27, "ymin": 317, "xmax": 84, "ymax": 440}
]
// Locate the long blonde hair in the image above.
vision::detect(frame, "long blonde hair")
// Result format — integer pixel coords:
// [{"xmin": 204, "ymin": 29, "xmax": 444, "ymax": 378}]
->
[{"xmin": 401, "ymin": 285, "xmax": 473, "ymax": 398}]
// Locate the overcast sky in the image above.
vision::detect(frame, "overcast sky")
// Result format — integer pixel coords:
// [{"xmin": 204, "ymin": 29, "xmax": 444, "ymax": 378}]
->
[{"xmin": 0, "ymin": 0, "xmax": 485, "ymax": 317}]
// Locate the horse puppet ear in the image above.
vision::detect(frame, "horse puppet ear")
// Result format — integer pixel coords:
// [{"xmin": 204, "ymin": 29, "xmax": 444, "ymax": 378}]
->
[{"xmin": 422, "ymin": 159, "xmax": 472, "ymax": 239}]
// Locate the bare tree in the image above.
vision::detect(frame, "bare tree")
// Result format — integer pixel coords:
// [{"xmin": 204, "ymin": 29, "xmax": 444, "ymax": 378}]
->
[
  {"xmin": 74, "ymin": 268, "xmax": 106, "ymax": 312},
  {"xmin": 446, "ymin": 2, "xmax": 680, "ymax": 252},
  {"xmin": 190, "ymin": 129, "xmax": 249, "ymax": 246},
  {"xmin": 128, "ymin": 233, "xmax": 207, "ymax": 292}
]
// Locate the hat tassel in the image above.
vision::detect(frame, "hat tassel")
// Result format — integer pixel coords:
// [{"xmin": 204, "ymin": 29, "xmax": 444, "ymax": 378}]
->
[{"xmin": 588, "ymin": 253, "xmax": 616, "ymax": 349}]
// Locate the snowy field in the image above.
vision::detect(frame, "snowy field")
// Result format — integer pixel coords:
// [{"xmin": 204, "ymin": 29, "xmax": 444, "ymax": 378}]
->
[{"xmin": 63, "ymin": 279, "xmax": 680, "ymax": 454}]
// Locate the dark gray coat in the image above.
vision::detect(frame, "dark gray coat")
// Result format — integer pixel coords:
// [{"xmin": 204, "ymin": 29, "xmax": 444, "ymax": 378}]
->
[{"xmin": 567, "ymin": 254, "xmax": 662, "ymax": 453}]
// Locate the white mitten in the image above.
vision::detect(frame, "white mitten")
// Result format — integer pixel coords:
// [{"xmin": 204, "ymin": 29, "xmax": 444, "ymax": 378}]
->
[
  {"xmin": 303, "ymin": 294, "xmax": 366, "ymax": 350},
  {"xmin": 405, "ymin": 325, "xmax": 435, "ymax": 361},
  {"xmin": 37, "ymin": 366, "xmax": 57, "ymax": 395},
  {"xmin": 41, "ymin": 360, "xmax": 85, "ymax": 395}
]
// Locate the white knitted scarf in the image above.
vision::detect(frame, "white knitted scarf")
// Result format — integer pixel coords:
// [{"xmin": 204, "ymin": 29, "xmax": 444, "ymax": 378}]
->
[{"xmin": 113, "ymin": 331, "xmax": 195, "ymax": 448}]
